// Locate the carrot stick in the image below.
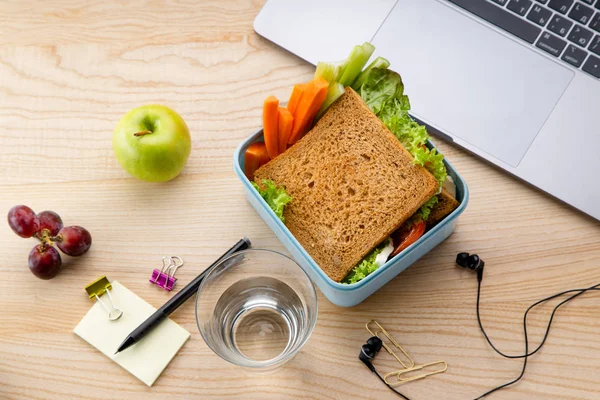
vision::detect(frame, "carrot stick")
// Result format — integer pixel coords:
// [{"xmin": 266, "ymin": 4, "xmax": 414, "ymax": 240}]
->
[
  {"xmin": 303, "ymin": 81, "xmax": 331, "ymax": 130},
  {"xmin": 287, "ymin": 84, "xmax": 306, "ymax": 115},
  {"xmin": 277, "ymin": 107, "xmax": 293, "ymax": 154},
  {"xmin": 244, "ymin": 142, "xmax": 270, "ymax": 180},
  {"xmin": 263, "ymin": 95, "xmax": 280, "ymax": 159},
  {"xmin": 288, "ymin": 78, "xmax": 329, "ymax": 145}
]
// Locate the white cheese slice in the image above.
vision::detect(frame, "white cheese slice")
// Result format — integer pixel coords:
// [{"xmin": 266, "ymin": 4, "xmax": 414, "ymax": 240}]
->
[{"xmin": 375, "ymin": 240, "xmax": 395, "ymax": 267}]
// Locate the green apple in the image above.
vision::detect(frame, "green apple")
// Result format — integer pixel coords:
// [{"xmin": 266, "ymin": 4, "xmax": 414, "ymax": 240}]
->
[{"xmin": 113, "ymin": 105, "xmax": 191, "ymax": 182}]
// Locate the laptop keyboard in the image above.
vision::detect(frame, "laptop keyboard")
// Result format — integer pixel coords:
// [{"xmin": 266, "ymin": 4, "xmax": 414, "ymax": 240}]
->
[{"xmin": 446, "ymin": 0, "xmax": 600, "ymax": 79}]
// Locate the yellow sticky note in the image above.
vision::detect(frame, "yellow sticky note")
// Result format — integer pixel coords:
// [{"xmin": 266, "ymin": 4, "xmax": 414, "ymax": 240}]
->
[{"xmin": 74, "ymin": 281, "xmax": 190, "ymax": 386}]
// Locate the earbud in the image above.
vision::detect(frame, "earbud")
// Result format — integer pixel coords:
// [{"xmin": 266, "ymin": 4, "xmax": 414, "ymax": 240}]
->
[
  {"xmin": 456, "ymin": 252, "xmax": 485, "ymax": 281},
  {"xmin": 359, "ymin": 336, "xmax": 383, "ymax": 372}
]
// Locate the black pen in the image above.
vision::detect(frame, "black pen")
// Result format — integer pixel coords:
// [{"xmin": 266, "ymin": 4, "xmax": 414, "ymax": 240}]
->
[{"xmin": 115, "ymin": 237, "xmax": 251, "ymax": 354}]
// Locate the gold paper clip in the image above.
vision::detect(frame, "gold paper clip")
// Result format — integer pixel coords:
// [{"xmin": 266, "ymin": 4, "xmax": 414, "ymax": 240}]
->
[
  {"xmin": 85, "ymin": 276, "xmax": 123, "ymax": 321},
  {"xmin": 384, "ymin": 361, "xmax": 448, "ymax": 386},
  {"xmin": 366, "ymin": 320, "xmax": 415, "ymax": 369}
]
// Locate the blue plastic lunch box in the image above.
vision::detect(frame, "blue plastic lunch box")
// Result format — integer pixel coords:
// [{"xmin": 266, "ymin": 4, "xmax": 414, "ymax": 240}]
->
[{"xmin": 234, "ymin": 129, "xmax": 469, "ymax": 307}]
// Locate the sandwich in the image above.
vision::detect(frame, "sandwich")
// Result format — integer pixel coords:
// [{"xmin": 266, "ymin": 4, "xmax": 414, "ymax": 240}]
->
[{"xmin": 246, "ymin": 43, "xmax": 459, "ymax": 284}]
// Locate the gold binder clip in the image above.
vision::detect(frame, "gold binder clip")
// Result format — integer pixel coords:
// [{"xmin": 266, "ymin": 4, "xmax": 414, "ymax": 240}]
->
[
  {"xmin": 383, "ymin": 361, "xmax": 448, "ymax": 386},
  {"xmin": 85, "ymin": 276, "xmax": 123, "ymax": 321},
  {"xmin": 366, "ymin": 320, "xmax": 415, "ymax": 369}
]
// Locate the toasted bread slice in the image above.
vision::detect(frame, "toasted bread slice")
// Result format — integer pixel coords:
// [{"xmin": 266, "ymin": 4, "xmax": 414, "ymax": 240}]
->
[
  {"xmin": 254, "ymin": 87, "xmax": 438, "ymax": 282},
  {"xmin": 426, "ymin": 188, "xmax": 459, "ymax": 229}
]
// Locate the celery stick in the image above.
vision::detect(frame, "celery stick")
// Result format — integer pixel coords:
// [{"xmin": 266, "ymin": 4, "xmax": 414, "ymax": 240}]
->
[
  {"xmin": 351, "ymin": 56, "xmax": 390, "ymax": 91},
  {"xmin": 338, "ymin": 42, "xmax": 375, "ymax": 87},
  {"xmin": 314, "ymin": 62, "xmax": 341, "ymax": 83},
  {"xmin": 337, "ymin": 45, "xmax": 365, "ymax": 87},
  {"xmin": 315, "ymin": 82, "xmax": 345, "ymax": 120},
  {"xmin": 335, "ymin": 60, "xmax": 347, "ymax": 81}
]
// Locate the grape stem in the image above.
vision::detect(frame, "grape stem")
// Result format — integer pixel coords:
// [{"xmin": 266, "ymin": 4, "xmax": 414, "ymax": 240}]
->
[
  {"xmin": 133, "ymin": 130, "xmax": 153, "ymax": 137},
  {"xmin": 34, "ymin": 228, "xmax": 61, "ymax": 247},
  {"xmin": 35, "ymin": 229, "xmax": 51, "ymax": 242}
]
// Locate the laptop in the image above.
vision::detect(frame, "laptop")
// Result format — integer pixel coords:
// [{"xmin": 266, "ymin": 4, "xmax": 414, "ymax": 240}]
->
[{"xmin": 254, "ymin": 0, "xmax": 600, "ymax": 221}]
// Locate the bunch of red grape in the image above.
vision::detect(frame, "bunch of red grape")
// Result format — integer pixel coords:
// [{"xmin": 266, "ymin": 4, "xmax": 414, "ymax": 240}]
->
[{"xmin": 7, "ymin": 205, "xmax": 92, "ymax": 280}]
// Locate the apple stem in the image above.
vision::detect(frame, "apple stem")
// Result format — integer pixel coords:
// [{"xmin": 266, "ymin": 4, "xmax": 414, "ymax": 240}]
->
[{"xmin": 133, "ymin": 130, "xmax": 153, "ymax": 137}]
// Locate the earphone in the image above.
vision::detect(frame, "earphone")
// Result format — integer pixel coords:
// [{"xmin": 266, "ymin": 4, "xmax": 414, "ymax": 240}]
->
[
  {"xmin": 456, "ymin": 252, "xmax": 600, "ymax": 399},
  {"xmin": 359, "ymin": 252, "xmax": 599, "ymax": 400},
  {"xmin": 455, "ymin": 252, "xmax": 484, "ymax": 272},
  {"xmin": 359, "ymin": 336, "xmax": 383, "ymax": 372},
  {"xmin": 359, "ymin": 335, "xmax": 410, "ymax": 400}
]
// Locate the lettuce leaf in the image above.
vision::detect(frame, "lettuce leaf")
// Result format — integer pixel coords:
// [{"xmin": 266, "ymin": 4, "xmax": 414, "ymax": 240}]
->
[
  {"xmin": 342, "ymin": 239, "xmax": 390, "ymax": 284},
  {"xmin": 412, "ymin": 146, "xmax": 447, "ymax": 188},
  {"xmin": 252, "ymin": 180, "xmax": 292, "ymax": 223},
  {"xmin": 359, "ymin": 68, "xmax": 447, "ymax": 189},
  {"xmin": 381, "ymin": 109, "xmax": 427, "ymax": 152},
  {"xmin": 416, "ymin": 195, "xmax": 439, "ymax": 221},
  {"xmin": 352, "ymin": 56, "xmax": 391, "ymax": 91},
  {"xmin": 382, "ymin": 110, "xmax": 447, "ymax": 187},
  {"xmin": 360, "ymin": 68, "xmax": 404, "ymax": 115}
]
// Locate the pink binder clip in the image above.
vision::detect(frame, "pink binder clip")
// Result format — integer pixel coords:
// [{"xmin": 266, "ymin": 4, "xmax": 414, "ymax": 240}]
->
[{"xmin": 149, "ymin": 256, "xmax": 184, "ymax": 291}]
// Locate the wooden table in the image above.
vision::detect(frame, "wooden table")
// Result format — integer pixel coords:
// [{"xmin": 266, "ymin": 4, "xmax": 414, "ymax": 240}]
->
[{"xmin": 1, "ymin": 1, "xmax": 599, "ymax": 399}]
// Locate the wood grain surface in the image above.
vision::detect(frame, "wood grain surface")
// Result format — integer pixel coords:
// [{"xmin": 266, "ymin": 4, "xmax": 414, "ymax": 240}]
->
[{"xmin": 1, "ymin": 1, "xmax": 599, "ymax": 399}]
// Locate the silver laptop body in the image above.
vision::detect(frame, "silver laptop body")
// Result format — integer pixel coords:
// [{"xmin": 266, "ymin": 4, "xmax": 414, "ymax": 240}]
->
[{"xmin": 254, "ymin": 0, "xmax": 600, "ymax": 220}]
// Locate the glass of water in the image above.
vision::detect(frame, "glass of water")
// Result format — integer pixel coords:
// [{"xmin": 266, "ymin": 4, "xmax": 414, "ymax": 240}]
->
[{"xmin": 195, "ymin": 249, "xmax": 318, "ymax": 370}]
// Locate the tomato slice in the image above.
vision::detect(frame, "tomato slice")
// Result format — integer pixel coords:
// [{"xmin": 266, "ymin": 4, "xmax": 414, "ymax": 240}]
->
[{"xmin": 389, "ymin": 220, "xmax": 426, "ymax": 258}]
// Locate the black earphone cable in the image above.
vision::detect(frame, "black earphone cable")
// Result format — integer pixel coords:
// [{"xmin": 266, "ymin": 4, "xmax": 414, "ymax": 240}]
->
[
  {"xmin": 365, "ymin": 253, "xmax": 600, "ymax": 400},
  {"xmin": 477, "ymin": 279, "xmax": 600, "ymax": 360},
  {"xmin": 474, "ymin": 275, "xmax": 600, "ymax": 399},
  {"xmin": 372, "ymin": 368, "xmax": 411, "ymax": 400}
]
